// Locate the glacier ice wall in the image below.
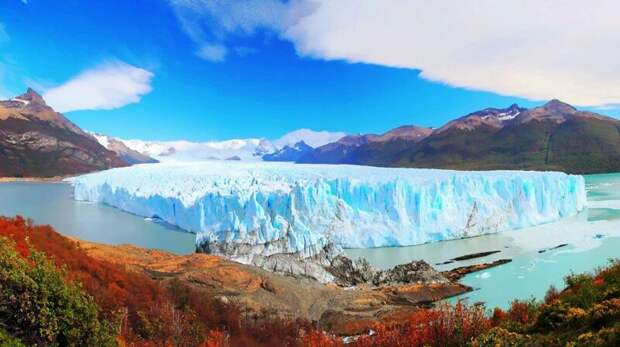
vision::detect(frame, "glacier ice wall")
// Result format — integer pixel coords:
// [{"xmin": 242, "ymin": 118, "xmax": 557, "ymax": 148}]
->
[{"xmin": 70, "ymin": 162, "xmax": 586, "ymax": 258}]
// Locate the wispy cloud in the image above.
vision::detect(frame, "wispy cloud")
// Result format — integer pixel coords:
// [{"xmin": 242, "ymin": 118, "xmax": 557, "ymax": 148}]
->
[
  {"xmin": 43, "ymin": 61, "xmax": 154, "ymax": 113},
  {"xmin": 168, "ymin": 0, "xmax": 313, "ymax": 62},
  {"xmin": 196, "ymin": 43, "xmax": 227, "ymax": 62},
  {"xmin": 169, "ymin": 0, "xmax": 620, "ymax": 107}
]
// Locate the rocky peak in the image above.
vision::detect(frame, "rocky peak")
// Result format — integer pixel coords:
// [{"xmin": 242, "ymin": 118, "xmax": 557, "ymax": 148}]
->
[
  {"xmin": 292, "ymin": 140, "xmax": 312, "ymax": 151},
  {"xmin": 542, "ymin": 99, "xmax": 577, "ymax": 114},
  {"xmin": 15, "ymin": 88, "xmax": 46, "ymax": 106},
  {"xmin": 337, "ymin": 134, "xmax": 377, "ymax": 146},
  {"xmin": 376, "ymin": 125, "xmax": 434, "ymax": 142},
  {"xmin": 507, "ymin": 103, "xmax": 522, "ymax": 112}
]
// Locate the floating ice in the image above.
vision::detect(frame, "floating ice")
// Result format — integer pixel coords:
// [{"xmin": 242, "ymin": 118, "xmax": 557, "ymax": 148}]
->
[{"xmin": 70, "ymin": 161, "xmax": 586, "ymax": 258}]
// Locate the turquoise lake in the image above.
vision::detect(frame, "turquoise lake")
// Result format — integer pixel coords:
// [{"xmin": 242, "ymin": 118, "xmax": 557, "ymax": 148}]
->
[
  {"xmin": 1, "ymin": 173, "xmax": 619, "ymax": 309},
  {"xmin": 0, "ymin": 182, "xmax": 195, "ymax": 254},
  {"xmin": 347, "ymin": 173, "xmax": 620, "ymax": 309}
]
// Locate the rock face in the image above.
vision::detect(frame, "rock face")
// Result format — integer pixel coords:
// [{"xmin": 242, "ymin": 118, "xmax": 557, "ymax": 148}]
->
[
  {"xmin": 299, "ymin": 100, "xmax": 620, "ymax": 174},
  {"xmin": 327, "ymin": 254, "xmax": 449, "ymax": 287},
  {"xmin": 0, "ymin": 89, "xmax": 126, "ymax": 177}
]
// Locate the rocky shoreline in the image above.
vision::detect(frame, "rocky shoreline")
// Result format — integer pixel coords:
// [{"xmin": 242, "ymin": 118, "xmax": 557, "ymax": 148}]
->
[
  {"xmin": 79, "ymin": 238, "xmax": 515, "ymax": 336},
  {"xmin": 198, "ymin": 238, "xmax": 461, "ymax": 288}
]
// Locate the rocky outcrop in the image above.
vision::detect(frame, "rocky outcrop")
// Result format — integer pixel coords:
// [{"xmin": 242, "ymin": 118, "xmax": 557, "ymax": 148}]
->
[
  {"xmin": 442, "ymin": 259, "xmax": 512, "ymax": 282},
  {"xmin": 198, "ymin": 239, "xmax": 341, "ymax": 283},
  {"xmin": 201, "ymin": 236, "xmax": 450, "ymax": 287},
  {"xmin": 328, "ymin": 254, "xmax": 449, "ymax": 287}
]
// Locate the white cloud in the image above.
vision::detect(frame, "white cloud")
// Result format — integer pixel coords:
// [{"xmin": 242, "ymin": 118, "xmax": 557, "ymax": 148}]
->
[
  {"xmin": 43, "ymin": 61, "xmax": 153, "ymax": 113},
  {"xmin": 171, "ymin": 0, "xmax": 620, "ymax": 107},
  {"xmin": 274, "ymin": 128, "xmax": 347, "ymax": 148},
  {"xmin": 169, "ymin": 0, "xmax": 313, "ymax": 61}
]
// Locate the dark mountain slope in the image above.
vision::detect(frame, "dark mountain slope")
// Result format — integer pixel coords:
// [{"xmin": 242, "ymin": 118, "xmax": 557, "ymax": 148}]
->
[
  {"xmin": 298, "ymin": 126, "xmax": 432, "ymax": 164},
  {"xmin": 300, "ymin": 101, "xmax": 620, "ymax": 174},
  {"xmin": 0, "ymin": 89, "xmax": 126, "ymax": 177}
]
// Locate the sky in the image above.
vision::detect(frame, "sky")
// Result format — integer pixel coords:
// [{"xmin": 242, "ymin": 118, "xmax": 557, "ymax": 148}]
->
[{"xmin": 1, "ymin": 0, "xmax": 619, "ymax": 141}]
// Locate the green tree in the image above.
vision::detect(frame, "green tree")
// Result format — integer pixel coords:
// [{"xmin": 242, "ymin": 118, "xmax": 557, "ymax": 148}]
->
[{"xmin": 0, "ymin": 237, "xmax": 116, "ymax": 346}]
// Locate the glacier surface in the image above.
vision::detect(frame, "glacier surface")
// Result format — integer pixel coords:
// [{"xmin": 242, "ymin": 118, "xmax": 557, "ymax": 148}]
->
[{"xmin": 70, "ymin": 162, "xmax": 586, "ymax": 258}]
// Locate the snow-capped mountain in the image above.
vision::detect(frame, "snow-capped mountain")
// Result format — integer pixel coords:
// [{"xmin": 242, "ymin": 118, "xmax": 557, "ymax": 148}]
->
[
  {"xmin": 89, "ymin": 133, "xmax": 158, "ymax": 165},
  {"xmin": 436, "ymin": 104, "xmax": 525, "ymax": 133},
  {"xmin": 263, "ymin": 141, "xmax": 314, "ymax": 162},
  {"xmin": 88, "ymin": 129, "xmax": 348, "ymax": 163},
  {"xmin": 274, "ymin": 129, "xmax": 347, "ymax": 148},
  {"xmin": 120, "ymin": 138, "xmax": 276, "ymax": 162}
]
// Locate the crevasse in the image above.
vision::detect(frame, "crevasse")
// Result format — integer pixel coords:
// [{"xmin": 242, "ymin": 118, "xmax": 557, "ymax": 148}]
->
[{"xmin": 69, "ymin": 161, "xmax": 587, "ymax": 257}]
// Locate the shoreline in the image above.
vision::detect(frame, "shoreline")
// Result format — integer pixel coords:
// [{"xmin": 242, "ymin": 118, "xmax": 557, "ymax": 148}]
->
[{"xmin": 0, "ymin": 176, "xmax": 70, "ymax": 183}]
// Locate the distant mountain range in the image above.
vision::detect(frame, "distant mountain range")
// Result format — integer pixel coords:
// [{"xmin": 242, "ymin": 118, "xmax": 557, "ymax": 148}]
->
[
  {"xmin": 0, "ymin": 89, "xmax": 127, "ymax": 177},
  {"xmin": 299, "ymin": 100, "xmax": 620, "ymax": 174},
  {"xmin": 114, "ymin": 137, "xmax": 276, "ymax": 162},
  {"xmin": 263, "ymin": 141, "xmax": 313, "ymax": 162},
  {"xmin": 95, "ymin": 129, "xmax": 344, "ymax": 163},
  {"xmin": 2, "ymin": 89, "xmax": 618, "ymax": 177},
  {"xmin": 89, "ymin": 133, "xmax": 158, "ymax": 165}
]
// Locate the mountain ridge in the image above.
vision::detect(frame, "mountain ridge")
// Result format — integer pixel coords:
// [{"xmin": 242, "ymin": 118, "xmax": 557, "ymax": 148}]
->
[
  {"xmin": 299, "ymin": 100, "xmax": 620, "ymax": 174},
  {"xmin": 0, "ymin": 89, "xmax": 127, "ymax": 177}
]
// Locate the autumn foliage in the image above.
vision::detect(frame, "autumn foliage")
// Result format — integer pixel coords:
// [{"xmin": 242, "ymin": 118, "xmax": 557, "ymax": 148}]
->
[
  {"xmin": 0, "ymin": 216, "xmax": 312, "ymax": 346},
  {"xmin": 3, "ymin": 215, "xmax": 620, "ymax": 346},
  {"xmin": 341, "ymin": 302, "xmax": 490, "ymax": 347}
]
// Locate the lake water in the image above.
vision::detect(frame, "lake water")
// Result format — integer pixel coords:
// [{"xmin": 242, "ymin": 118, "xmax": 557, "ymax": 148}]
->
[
  {"xmin": 0, "ymin": 182, "xmax": 195, "ymax": 254},
  {"xmin": 1, "ymin": 173, "xmax": 619, "ymax": 309},
  {"xmin": 346, "ymin": 173, "xmax": 620, "ymax": 308}
]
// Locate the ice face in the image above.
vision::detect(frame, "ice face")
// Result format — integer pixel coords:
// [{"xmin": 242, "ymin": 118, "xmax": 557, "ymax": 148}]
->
[{"xmin": 69, "ymin": 162, "xmax": 586, "ymax": 258}]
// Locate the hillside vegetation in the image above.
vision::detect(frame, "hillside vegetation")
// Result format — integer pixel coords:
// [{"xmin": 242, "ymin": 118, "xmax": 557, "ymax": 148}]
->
[{"xmin": 1, "ymin": 216, "xmax": 619, "ymax": 346}]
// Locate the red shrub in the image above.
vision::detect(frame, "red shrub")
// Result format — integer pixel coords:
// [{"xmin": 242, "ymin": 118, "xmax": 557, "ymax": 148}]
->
[
  {"xmin": 351, "ymin": 302, "xmax": 490, "ymax": 347},
  {"xmin": 506, "ymin": 300, "xmax": 534, "ymax": 325}
]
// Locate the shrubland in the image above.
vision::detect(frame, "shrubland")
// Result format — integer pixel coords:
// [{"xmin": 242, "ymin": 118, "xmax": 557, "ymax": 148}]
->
[{"xmin": 1, "ymin": 215, "xmax": 620, "ymax": 346}]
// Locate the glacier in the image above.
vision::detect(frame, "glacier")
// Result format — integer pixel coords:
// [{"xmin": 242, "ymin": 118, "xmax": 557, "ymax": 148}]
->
[{"xmin": 70, "ymin": 162, "xmax": 586, "ymax": 260}]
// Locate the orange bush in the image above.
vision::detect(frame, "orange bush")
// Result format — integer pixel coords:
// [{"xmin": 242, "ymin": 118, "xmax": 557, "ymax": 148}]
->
[
  {"xmin": 299, "ymin": 328, "xmax": 342, "ymax": 347},
  {"xmin": 350, "ymin": 302, "xmax": 490, "ymax": 347}
]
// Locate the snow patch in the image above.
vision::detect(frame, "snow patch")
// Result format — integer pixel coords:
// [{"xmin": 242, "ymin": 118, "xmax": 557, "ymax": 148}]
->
[{"xmin": 11, "ymin": 97, "xmax": 30, "ymax": 106}]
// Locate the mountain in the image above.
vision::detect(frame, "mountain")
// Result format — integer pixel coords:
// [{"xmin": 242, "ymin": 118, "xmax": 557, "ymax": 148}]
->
[
  {"xmin": 300, "ymin": 101, "xmax": 620, "ymax": 174},
  {"xmin": 0, "ymin": 89, "xmax": 126, "ymax": 177},
  {"xmin": 117, "ymin": 129, "xmax": 347, "ymax": 163},
  {"xmin": 273, "ymin": 128, "xmax": 347, "ymax": 148},
  {"xmin": 263, "ymin": 140, "xmax": 313, "ymax": 161},
  {"xmin": 435, "ymin": 104, "xmax": 524, "ymax": 133},
  {"xmin": 89, "ymin": 133, "xmax": 158, "ymax": 165},
  {"xmin": 298, "ymin": 126, "xmax": 433, "ymax": 164},
  {"xmin": 121, "ymin": 138, "xmax": 277, "ymax": 162}
]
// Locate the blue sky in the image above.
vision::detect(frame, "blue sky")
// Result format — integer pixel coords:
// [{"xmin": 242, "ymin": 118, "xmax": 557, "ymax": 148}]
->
[{"xmin": 1, "ymin": 0, "xmax": 618, "ymax": 141}]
